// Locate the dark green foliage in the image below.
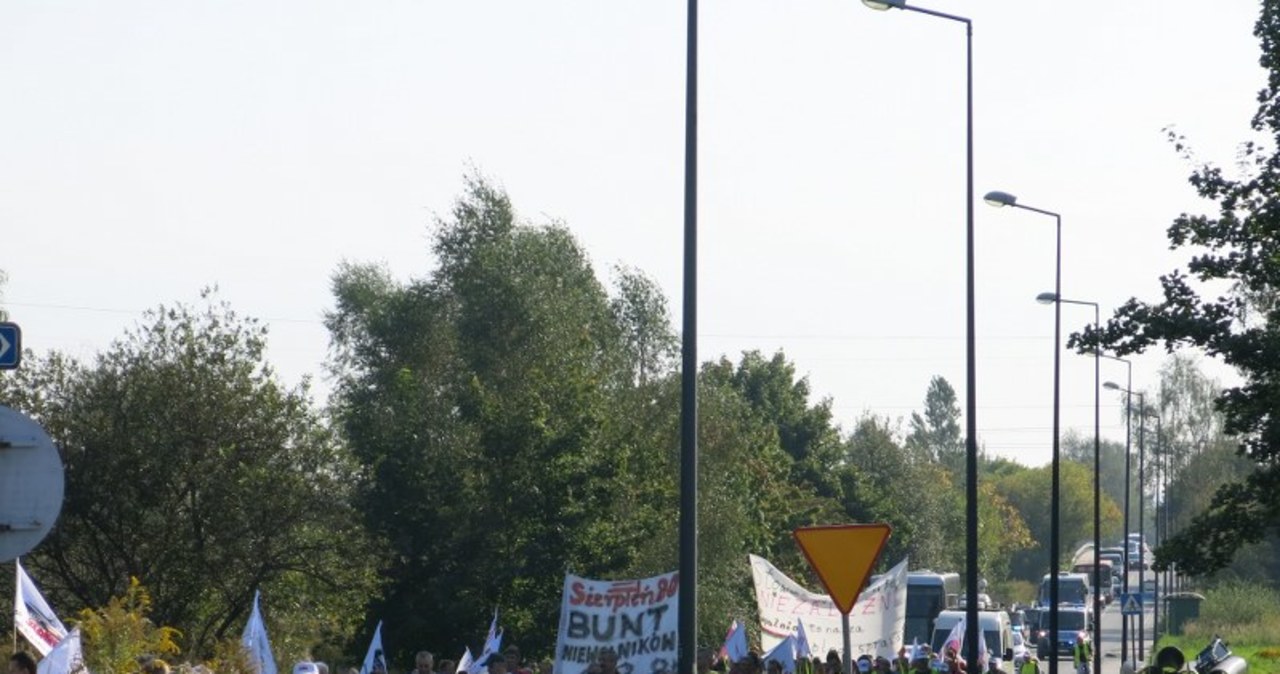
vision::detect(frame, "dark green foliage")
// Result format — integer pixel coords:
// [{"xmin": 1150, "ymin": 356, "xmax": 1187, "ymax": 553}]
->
[
  {"xmin": 1071, "ymin": 2, "xmax": 1280, "ymax": 577},
  {"xmin": 0, "ymin": 293, "xmax": 379, "ymax": 661}
]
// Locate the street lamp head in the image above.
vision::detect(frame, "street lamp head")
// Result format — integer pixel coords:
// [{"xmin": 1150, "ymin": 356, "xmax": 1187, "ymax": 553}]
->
[
  {"xmin": 1103, "ymin": 381, "xmax": 1122, "ymax": 391},
  {"xmin": 861, "ymin": 0, "xmax": 905, "ymax": 8},
  {"xmin": 983, "ymin": 190, "xmax": 1018, "ymax": 207},
  {"xmin": 1036, "ymin": 292, "xmax": 1059, "ymax": 304}
]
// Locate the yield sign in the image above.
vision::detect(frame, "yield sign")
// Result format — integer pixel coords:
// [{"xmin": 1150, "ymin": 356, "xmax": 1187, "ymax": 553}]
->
[{"xmin": 793, "ymin": 523, "xmax": 891, "ymax": 615}]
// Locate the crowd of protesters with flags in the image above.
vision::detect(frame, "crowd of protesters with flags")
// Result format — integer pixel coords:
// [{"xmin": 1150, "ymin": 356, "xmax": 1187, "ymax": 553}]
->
[
  {"xmin": 11, "ymin": 557, "xmax": 1037, "ymax": 674},
  {"xmin": 715, "ymin": 615, "xmax": 1037, "ymax": 674}
]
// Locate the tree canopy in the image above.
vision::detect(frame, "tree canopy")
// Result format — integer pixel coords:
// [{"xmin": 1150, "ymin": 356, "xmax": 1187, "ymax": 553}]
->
[{"xmin": 1074, "ymin": 2, "xmax": 1280, "ymax": 576}]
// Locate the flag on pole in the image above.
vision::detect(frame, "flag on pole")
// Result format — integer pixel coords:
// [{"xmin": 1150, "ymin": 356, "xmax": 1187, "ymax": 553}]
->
[
  {"xmin": 721, "ymin": 620, "xmax": 748, "ymax": 665},
  {"xmin": 763, "ymin": 636, "xmax": 797, "ymax": 674},
  {"xmin": 359, "ymin": 621, "xmax": 387, "ymax": 674},
  {"xmin": 457, "ymin": 648, "xmax": 475, "ymax": 674},
  {"xmin": 470, "ymin": 609, "xmax": 503, "ymax": 674},
  {"xmin": 14, "ymin": 559, "xmax": 68, "ymax": 656},
  {"xmin": 241, "ymin": 590, "xmax": 277, "ymax": 674},
  {"xmin": 794, "ymin": 619, "xmax": 812, "ymax": 660},
  {"xmin": 35, "ymin": 627, "xmax": 87, "ymax": 674},
  {"xmin": 939, "ymin": 617, "xmax": 965, "ymax": 658}
]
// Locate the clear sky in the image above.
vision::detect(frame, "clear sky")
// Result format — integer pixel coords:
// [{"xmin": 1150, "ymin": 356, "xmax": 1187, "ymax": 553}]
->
[{"xmin": 0, "ymin": 1, "xmax": 1263, "ymax": 467}]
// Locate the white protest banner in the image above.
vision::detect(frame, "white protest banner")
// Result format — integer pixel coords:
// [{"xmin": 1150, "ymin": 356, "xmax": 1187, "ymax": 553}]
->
[
  {"xmin": 554, "ymin": 570, "xmax": 679, "ymax": 674},
  {"xmin": 750, "ymin": 555, "xmax": 907, "ymax": 660}
]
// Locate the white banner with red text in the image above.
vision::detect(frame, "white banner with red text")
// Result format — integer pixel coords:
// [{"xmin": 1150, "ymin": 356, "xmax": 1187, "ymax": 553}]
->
[{"xmin": 750, "ymin": 555, "xmax": 907, "ymax": 660}]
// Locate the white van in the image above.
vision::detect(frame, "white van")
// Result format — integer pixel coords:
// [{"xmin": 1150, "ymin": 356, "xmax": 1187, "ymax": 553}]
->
[{"xmin": 929, "ymin": 610, "xmax": 1013, "ymax": 661}]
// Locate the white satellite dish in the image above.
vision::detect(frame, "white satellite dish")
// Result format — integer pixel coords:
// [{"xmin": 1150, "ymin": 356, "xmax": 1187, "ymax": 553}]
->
[{"xmin": 0, "ymin": 405, "xmax": 65, "ymax": 563}]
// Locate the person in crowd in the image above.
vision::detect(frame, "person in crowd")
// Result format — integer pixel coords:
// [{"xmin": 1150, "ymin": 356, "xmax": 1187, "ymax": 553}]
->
[
  {"xmin": 416, "ymin": 652, "xmax": 437, "ymax": 674},
  {"xmin": 439, "ymin": 660, "xmax": 457, "ymax": 674},
  {"xmin": 141, "ymin": 658, "xmax": 172, "ymax": 674},
  {"xmin": 599, "ymin": 650, "xmax": 620, "ymax": 674},
  {"xmin": 7, "ymin": 653, "xmax": 36, "ymax": 674},
  {"xmin": 697, "ymin": 649, "xmax": 715, "ymax": 674},
  {"xmin": 504, "ymin": 647, "xmax": 532, "ymax": 674},
  {"xmin": 766, "ymin": 660, "xmax": 783, "ymax": 674},
  {"xmin": 1072, "ymin": 634, "xmax": 1091, "ymax": 674},
  {"xmin": 857, "ymin": 656, "xmax": 872, "ymax": 674},
  {"xmin": 874, "ymin": 656, "xmax": 892, "ymax": 674},
  {"xmin": 987, "ymin": 658, "xmax": 1005, "ymax": 674},
  {"xmin": 825, "ymin": 650, "xmax": 842, "ymax": 674},
  {"xmin": 585, "ymin": 662, "xmax": 604, "ymax": 674},
  {"xmin": 488, "ymin": 653, "xmax": 509, "ymax": 674},
  {"xmin": 810, "ymin": 657, "xmax": 824, "ymax": 674},
  {"xmin": 1017, "ymin": 655, "xmax": 1039, "ymax": 674}
]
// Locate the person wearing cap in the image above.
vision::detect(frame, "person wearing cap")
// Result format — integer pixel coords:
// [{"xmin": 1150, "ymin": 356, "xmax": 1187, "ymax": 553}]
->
[{"xmin": 1018, "ymin": 655, "xmax": 1039, "ymax": 674}]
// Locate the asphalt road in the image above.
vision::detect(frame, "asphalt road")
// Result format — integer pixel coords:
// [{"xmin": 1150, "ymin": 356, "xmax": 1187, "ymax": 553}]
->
[{"xmin": 1098, "ymin": 569, "xmax": 1156, "ymax": 674}]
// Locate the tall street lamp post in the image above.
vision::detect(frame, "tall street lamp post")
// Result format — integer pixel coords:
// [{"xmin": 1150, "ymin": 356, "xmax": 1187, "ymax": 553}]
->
[
  {"xmin": 679, "ymin": 0, "xmax": 697, "ymax": 671},
  {"xmin": 984, "ymin": 190, "xmax": 1061, "ymax": 674},
  {"xmin": 862, "ymin": 4, "xmax": 978, "ymax": 673},
  {"xmin": 1099, "ymin": 355, "xmax": 1132, "ymax": 662},
  {"xmin": 1038, "ymin": 292, "xmax": 1101, "ymax": 674},
  {"xmin": 1146, "ymin": 411, "xmax": 1163, "ymax": 639},
  {"xmin": 1105, "ymin": 381, "xmax": 1144, "ymax": 665}
]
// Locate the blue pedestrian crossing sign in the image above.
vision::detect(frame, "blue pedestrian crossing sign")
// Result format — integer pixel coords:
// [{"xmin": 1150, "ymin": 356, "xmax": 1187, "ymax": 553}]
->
[
  {"xmin": 0, "ymin": 322, "xmax": 20, "ymax": 369},
  {"xmin": 1120, "ymin": 592, "xmax": 1143, "ymax": 616}
]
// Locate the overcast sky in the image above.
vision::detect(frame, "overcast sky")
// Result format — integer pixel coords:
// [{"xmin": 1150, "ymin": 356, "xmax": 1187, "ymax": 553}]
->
[{"xmin": 0, "ymin": 1, "xmax": 1263, "ymax": 466}]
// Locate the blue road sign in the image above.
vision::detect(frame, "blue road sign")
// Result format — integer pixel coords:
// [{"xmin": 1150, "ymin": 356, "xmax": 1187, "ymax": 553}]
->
[
  {"xmin": 0, "ymin": 322, "xmax": 21, "ymax": 369},
  {"xmin": 1119, "ymin": 592, "xmax": 1143, "ymax": 616}
]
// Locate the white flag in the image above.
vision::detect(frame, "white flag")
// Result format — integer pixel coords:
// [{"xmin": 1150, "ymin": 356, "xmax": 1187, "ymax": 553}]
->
[
  {"xmin": 241, "ymin": 590, "xmax": 277, "ymax": 674},
  {"xmin": 14, "ymin": 559, "xmax": 68, "ymax": 656},
  {"xmin": 36, "ymin": 627, "xmax": 88, "ymax": 674},
  {"xmin": 457, "ymin": 648, "xmax": 475, "ymax": 674},
  {"xmin": 470, "ymin": 609, "xmax": 502, "ymax": 674},
  {"xmin": 360, "ymin": 621, "xmax": 387, "ymax": 674}
]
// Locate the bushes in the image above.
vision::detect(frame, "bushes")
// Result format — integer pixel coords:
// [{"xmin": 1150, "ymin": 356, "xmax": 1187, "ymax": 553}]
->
[{"xmin": 1183, "ymin": 582, "xmax": 1280, "ymax": 647}]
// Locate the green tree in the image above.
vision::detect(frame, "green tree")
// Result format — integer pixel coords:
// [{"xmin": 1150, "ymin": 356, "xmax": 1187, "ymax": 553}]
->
[
  {"xmin": 1060, "ymin": 431, "xmax": 1128, "ymax": 542},
  {"xmin": 843, "ymin": 415, "xmax": 960, "ymax": 573},
  {"xmin": 993, "ymin": 462, "xmax": 1107, "ymax": 582},
  {"xmin": 0, "ymin": 293, "xmax": 378, "ymax": 661},
  {"xmin": 1075, "ymin": 1, "xmax": 1280, "ymax": 575},
  {"xmin": 329, "ymin": 175, "xmax": 673, "ymax": 659},
  {"xmin": 905, "ymin": 376, "xmax": 964, "ymax": 476}
]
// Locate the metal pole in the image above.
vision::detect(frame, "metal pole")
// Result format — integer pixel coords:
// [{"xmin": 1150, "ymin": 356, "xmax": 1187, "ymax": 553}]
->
[
  {"xmin": 1137, "ymin": 398, "xmax": 1147, "ymax": 664},
  {"xmin": 1121, "ymin": 369, "xmax": 1132, "ymax": 665},
  {"xmin": 963, "ymin": 21, "xmax": 980, "ymax": 674},
  {"xmin": 678, "ymin": 0, "xmax": 698, "ymax": 669},
  {"xmin": 1048, "ymin": 215, "xmax": 1062, "ymax": 674},
  {"xmin": 1151, "ymin": 416, "xmax": 1161, "ymax": 640},
  {"xmin": 1091, "ymin": 306, "xmax": 1101, "ymax": 674},
  {"xmin": 843, "ymin": 613, "xmax": 854, "ymax": 674}
]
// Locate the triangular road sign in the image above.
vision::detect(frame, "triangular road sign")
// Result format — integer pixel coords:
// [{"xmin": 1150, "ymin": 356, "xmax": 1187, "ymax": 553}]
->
[
  {"xmin": 1121, "ymin": 593, "xmax": 1142, "ymax": 615},
  {"xmin": 793, "ymin": 523, "xmax": 892, "ymax": 615}
]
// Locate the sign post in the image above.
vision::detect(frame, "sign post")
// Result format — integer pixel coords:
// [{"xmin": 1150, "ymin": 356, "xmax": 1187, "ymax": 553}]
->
[{"xmin": 793, "ymin": 524, "xmax": 892, "ymax": 674}]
